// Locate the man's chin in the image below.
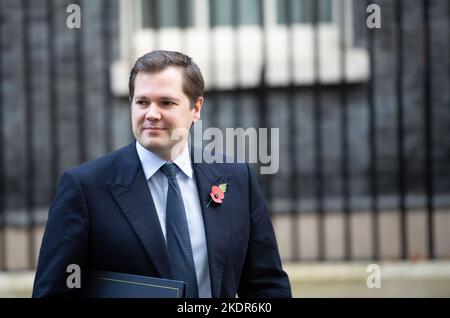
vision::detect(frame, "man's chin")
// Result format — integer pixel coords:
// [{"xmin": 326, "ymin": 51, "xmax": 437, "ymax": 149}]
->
[
  {"xmin": 139, "ymin": 138, "xmax": 186, "ymax": 160},
  {"xmin": 140, "ymin": 140, "xmax": 167, "ymax": 153}
]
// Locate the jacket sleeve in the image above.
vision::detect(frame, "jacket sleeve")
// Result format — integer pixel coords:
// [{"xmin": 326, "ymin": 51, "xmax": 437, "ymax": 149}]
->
[
  {"xmin": 237, "ymin": 164, "xmax": 292, "ymax": 298},
  {"xmin": 32, "ymin": 170, "xmax": 89, "ymax": 297}
]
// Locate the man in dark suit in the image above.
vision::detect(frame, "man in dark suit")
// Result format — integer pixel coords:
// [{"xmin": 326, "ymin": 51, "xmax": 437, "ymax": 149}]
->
[{"xmin": 32, "ymin": 50, "xmax": 291, "ymax": 298}]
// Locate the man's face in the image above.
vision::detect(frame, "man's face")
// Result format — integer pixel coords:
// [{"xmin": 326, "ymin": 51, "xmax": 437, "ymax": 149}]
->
[{"xmin": 131, "ymin": 67, "xmax": 203, "ymax": 160}]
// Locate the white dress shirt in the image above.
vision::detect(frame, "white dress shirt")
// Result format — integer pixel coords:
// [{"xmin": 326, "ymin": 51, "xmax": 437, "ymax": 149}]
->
[{"xmin": 135, "ymin": 141, "xmax": 212, "ymax": 298}]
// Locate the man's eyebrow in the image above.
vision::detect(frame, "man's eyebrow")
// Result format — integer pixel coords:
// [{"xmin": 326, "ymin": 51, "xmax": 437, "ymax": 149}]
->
[
  {"xmin": 159, "ymin": 96, "xmax": 180, "ymax": 102},
  {"xmin": 134, "ymin": 95, "xmax": 180, "ymax": 101},
  {"xmin": 134, "ymin": 95, "xmax": 149, "ymax": 100}
]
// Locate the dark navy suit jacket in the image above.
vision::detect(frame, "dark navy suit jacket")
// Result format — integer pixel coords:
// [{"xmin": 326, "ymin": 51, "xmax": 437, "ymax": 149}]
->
[{"xmin": 32, "ymin": 142, "xmax": 291, "ymax": 297}]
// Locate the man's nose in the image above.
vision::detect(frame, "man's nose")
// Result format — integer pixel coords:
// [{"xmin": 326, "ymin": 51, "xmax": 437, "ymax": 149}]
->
[{"xmin": 145, "ymin": 103, "xmax": 161, "ymax": 121}]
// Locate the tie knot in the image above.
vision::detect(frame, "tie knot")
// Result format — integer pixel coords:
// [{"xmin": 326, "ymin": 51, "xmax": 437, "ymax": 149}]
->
[{"xmin": 160, "ymin": 162, "xmax": 178, "ymax": 180}]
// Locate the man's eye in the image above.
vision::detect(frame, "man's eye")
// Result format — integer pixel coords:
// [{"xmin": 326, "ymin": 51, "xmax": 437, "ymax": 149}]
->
[
  {"xmin": 136, "ymin": 100, "xmax": 147, "ymax": 106},
  {"xmin": 162, "ymin": 101, "xmax": 175, "ymax": 106}
]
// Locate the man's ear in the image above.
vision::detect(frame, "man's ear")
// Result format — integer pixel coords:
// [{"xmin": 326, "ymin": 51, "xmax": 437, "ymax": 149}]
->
[{"xmin": 192, "ymin": 96, "xmax": 204, "ymax": 122}]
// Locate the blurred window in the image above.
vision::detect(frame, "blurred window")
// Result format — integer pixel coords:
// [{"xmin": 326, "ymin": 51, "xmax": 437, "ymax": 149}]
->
[
  {"xmin": 140, "ymin": 0, "xmax": 333, "ymax": 29},
  {"xmin": 111, "ymin": 0, "xmax": 369, "ymax": 96},
  {"xmin": 209, "ymin": 0, "xmax": 262, "ymax": 27},
  {"xmin": 277, "ymin": 0, "xmax": 332, "ymax": 24},
  {"xmin": 141, "ymin": 0, "xmax": 194, "ymax": 28}
]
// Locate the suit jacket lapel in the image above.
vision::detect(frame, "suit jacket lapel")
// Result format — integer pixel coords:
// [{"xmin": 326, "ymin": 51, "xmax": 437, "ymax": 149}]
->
[
  {"xmin": 192, "ymin": 149, "xmax": 230, "ymax": 298},
  {"xmin": 107, "ymin": 143, "xmax": 172, "ymax": 279}
]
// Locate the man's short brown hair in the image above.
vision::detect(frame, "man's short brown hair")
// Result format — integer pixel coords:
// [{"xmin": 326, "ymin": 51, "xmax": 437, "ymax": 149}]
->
[{"xmin": 128, "ymin": 50, "xmax": 205, "ymax": 107}]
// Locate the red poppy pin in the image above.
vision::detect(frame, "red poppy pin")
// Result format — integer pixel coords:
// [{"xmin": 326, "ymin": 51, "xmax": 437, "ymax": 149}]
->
[{"xmin": 206, "ymin": 183, "xmax": 228, "ymax": 208}]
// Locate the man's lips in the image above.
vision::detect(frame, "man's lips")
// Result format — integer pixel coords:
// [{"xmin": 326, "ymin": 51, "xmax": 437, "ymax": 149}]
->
[{"xmin": 142, "ymin": 126, "xmax": 166, "ymax": 131}]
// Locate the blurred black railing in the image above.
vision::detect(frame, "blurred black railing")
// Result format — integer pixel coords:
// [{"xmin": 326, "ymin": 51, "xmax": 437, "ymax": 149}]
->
[{"xmin": 0, "ymin": 0, "xmax": 448, "ymax": 270}]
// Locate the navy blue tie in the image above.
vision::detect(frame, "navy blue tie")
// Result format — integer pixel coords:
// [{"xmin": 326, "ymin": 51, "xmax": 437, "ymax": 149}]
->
[{"xmin": 160, "ymin": 162, "xmax": 199, "ymax": 298}]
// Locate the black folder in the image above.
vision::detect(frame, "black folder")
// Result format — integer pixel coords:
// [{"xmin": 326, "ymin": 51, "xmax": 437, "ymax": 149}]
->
[{"xmin": 83, "ymin": 270, "xmax": 185, "ymax": 298}]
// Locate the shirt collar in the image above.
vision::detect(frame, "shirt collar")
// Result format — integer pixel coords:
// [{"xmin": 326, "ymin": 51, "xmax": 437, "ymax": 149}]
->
[{"xmin": 135, "ymin": 140, "xmax": 193, "ymax": 180}]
